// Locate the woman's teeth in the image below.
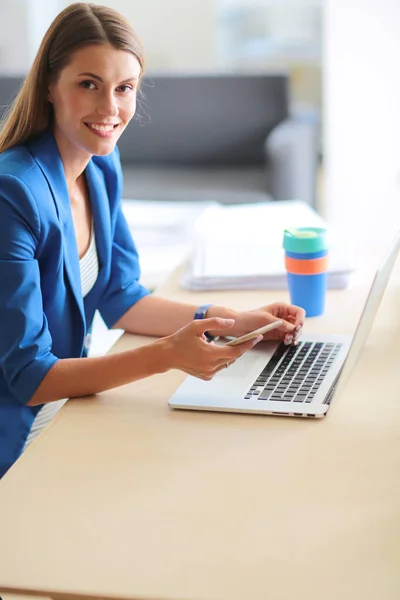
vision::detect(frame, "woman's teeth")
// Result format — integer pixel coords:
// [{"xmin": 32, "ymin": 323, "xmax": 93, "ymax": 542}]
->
[{"xmin": 87, "ymin": 123, "xmax": 115, "ymax": 132}]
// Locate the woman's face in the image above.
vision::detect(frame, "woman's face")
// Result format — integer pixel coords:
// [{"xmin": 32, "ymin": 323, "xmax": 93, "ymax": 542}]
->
[{"xmin": 48, "ymin": 43, "xmax": 141, "ymax": 158}]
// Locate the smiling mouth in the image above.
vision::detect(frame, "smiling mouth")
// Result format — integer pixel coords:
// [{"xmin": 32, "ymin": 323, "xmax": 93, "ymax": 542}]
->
[{"xmin": 84, "ymin": 122, "xmax": 119, "ymax": 133}]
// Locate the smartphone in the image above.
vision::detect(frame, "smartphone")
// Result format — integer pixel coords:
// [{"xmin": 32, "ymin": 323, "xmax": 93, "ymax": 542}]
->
[{"xmin": 224, "ymin": 320, "xmax": 283, "ymax": 346}]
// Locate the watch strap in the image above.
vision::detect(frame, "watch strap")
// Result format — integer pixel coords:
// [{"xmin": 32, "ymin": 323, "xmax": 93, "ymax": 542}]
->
[{"xmin": 194, "ymin": 303, "xmax": 214, "ymax": 341}]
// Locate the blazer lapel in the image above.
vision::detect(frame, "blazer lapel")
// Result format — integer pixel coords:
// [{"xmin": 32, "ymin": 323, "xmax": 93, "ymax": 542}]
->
[{"xmin": 28, "ymin": 130, "xmax": 86, "ymax": 337}]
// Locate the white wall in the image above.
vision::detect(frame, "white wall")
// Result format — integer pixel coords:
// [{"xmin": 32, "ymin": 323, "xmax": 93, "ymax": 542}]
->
[
  {"xmin": 0, "ymin": 0, "xmax": 63, "ymax": 73},
  {"xmin": 75, "ymin": 0, "xmax": 218, "ymax": 72},
  {"xmin": 0, "ymin": 0, "xmax": 31, "ymax": 73},
  {"xmin": 0, "ymin": 0, "xmax": 218, "ymax": 73},
  {"xmin": 323, "ymin": 0, "xmax": 400, "ymax": 244}
]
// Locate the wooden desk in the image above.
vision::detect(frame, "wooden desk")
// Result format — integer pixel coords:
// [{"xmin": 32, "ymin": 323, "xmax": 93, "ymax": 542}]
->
[{"xmin": 1, "ymin": 256, "xmax": 399, "ymax": 600}]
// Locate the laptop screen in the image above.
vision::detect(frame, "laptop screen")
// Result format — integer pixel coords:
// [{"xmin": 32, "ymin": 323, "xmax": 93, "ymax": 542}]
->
[{"xmin": 333, "ymin": 230, "xmax": 400, "ymax": 397}]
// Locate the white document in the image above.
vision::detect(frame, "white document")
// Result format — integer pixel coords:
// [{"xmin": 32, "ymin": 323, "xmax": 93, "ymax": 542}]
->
[
  {"xmin": 182, "ymin": 200, "xmax": 355, "ymax": 291},
  {"xmin": 122, "ymin": 199, "xmax": 218, "ymax": 289}
]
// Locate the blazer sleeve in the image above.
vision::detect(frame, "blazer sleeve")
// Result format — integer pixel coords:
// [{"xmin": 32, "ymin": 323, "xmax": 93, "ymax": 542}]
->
[
  {"xmin": 97, "ymin": 202, "xmax": 151, "ymax": 328},
  {"xmin": 0, "ymin": 174, "xmax": 59, "ymax": 405}
]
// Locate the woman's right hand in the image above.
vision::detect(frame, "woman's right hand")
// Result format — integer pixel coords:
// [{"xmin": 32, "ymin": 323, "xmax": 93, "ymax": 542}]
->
[{"xmin": 159, "ymin": 317, "xmax": 263, "ymax": 380}]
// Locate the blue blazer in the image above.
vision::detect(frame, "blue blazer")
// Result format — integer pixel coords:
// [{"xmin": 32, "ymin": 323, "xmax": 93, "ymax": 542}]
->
[{"xmin": 0, "ymin": 129, "xmax": 150, "ymax": 478}]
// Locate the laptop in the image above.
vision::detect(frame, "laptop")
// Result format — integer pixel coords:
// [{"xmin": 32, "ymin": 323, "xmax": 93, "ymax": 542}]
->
[{"xmin": 169, "ymin": 230, "xmax": 400, "ymax": 418}]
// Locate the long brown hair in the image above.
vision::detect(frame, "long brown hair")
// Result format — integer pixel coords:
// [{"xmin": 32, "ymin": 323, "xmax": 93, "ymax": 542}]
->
[{"xmin": 0, "ymin": 3, "xmax": 145, "ymax": 153}]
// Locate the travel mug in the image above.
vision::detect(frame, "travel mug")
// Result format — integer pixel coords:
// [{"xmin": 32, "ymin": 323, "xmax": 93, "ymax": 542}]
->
[{"xmin": 282, "ymin": 227, "xmax": 328, "ymax": 317}]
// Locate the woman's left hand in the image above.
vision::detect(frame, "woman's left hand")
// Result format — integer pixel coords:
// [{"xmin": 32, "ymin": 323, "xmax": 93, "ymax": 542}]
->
[{"xmin": 226, "ymin": 302, "xmax": 306, "ymax": 346}]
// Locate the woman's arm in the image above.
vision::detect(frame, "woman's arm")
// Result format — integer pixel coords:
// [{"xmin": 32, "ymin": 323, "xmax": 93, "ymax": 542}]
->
[
  {"xmin": 27, "ymin": 338, "xmax": 169, "ymax": 406},
  {"xmin": 27, "ymin": 316, "xmax": 258, "ymax": 407},
  {"xmin": 113, "ymin": 294, "xmax": 237, "ymax": 337}
]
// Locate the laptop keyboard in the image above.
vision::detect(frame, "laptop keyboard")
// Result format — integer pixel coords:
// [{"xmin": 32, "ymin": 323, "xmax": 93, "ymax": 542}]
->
[{"xmin": 244, "ymin": 341, "xmax": 342, "ymax": 403}]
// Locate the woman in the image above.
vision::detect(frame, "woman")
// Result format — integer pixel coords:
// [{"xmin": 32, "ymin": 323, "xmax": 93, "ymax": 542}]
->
[{"xmin": 0, "ymin": 3, "xmax": 305, "ymax": 479}]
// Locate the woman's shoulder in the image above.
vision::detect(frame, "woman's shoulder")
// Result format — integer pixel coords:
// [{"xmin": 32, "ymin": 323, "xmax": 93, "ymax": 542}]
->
[
  {"xmin": 0, "ymin": 143, "xmax": 41, "ymax": 209},
  {"xmin": 0, "ymin": 138, "xmax": 53, "ymax": 206},
  {"xmin": 0, "ymin": 143, "xmax": 37, "ymax": 179},
  {"xmin": 0, "ymin": 141, "xmax": 47, "ymax": 230}
]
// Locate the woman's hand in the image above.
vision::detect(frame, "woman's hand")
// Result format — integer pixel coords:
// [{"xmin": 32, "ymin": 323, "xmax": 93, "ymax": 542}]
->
[
  {"xmin": 210, "ymin": 303, "xmax": 306, "ymax": 346},
  {"xmin": 160, "ymin": 317, "xmax": 263, "ymax": 380}
]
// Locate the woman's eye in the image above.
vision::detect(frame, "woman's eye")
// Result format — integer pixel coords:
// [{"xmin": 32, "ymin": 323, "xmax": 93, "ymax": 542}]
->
[
  {"xmin": 80, "ymin": 80, "xmax": 96, "ymax": 90},
  {"xmin": 117, "ymin": 84, "xmax": 133, "ymax": 93}
]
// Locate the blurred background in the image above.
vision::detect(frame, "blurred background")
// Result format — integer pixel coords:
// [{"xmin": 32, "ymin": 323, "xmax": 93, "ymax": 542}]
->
[
  {"xmin": 1, "ymin": 0, "xmax": 323, "ymax": 112},
  {"xmin": 1, "ymin": 0, "xmax": 399, "ymax": 231}
]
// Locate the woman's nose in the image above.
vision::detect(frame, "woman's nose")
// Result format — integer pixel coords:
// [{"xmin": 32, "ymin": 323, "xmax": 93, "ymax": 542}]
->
[{"xmin": 96, "ymin": 92, "xmax": 119, "ymax": 118}]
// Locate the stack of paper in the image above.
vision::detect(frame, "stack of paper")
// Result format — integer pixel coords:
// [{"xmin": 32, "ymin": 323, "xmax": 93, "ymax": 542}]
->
[
  {"xmin": 122, "ymin": 199, "xmax": 218, "ymax": 289},
  {"xmin": 181, "ymin": 201, "xmax": 355, "ymax": 291}
]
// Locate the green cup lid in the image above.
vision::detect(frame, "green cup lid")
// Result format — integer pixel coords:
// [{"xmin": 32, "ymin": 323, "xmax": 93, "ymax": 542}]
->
[{"xmin": 282, "ymin": 227, "xmax": 328, "ymax": 253}]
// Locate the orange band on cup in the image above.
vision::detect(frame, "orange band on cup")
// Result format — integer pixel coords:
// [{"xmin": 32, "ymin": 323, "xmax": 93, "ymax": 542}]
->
[{"xmin": 285, "ymin": 255, "xmax": 329, "ymax": 275}]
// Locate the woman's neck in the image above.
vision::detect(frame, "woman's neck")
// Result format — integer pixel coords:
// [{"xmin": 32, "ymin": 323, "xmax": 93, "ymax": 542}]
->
[{"xmin": 52, "ymin": 126, "xmax": 92, "ymax": 191}]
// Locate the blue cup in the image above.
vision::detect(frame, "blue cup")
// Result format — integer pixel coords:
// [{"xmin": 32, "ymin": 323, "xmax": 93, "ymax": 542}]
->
[
  {"xmin": 282, "ymin": 228, "xmax": 329, "ymax": 317},
  {"xmin": 286, "ymin": 272, "xmax": 328, "ymax": 317}
]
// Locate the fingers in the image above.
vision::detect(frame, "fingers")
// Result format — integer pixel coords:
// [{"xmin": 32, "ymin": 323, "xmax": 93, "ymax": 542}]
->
[
  {"xmin": 208, "ymin": 335, "xmax": 263, "ymax": 373},
  {"xmin": 267, "ymin": 303, "xmax": 305, "ymax": 344},
  {"xmin": 212, "ymin": 335, "xmax": 262, "ymax": 375},
  {"xmin": 286, "ymin": 304, "xmax": 306, "ymax": 328},
  {"xmin": 192, "ymin": 317, "xmax": 235, "ymax": 336},
  {"xmin": 189, "ymin": 334, "xmax": 263, "ymax": 381},
  {"xmin": 293, "ymin": 306, "xmax": 306, "ymax": 327},
  {"xmin": 284, "ymin": 324, "xmax": 302, "ymax": 346},
  {"xmin": 268, "ymin": 302, "xmax": 306, "ymax": 328},
  {"xmin": 223, "ymin": 334, "xmax": 263, "ymax": 362},
  {"xmin": 288, "ymin": 305, "xmax": 305, "ymax": 344},
  {"xmin": 276, "ymin": 316, "xmax": 301, "ymax": 334}
]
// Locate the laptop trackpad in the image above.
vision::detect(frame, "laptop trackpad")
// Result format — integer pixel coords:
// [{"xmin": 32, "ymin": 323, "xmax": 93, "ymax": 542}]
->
[{"xmin": 217, "ymin": 350, "xmax": 267, "ymax": 380}]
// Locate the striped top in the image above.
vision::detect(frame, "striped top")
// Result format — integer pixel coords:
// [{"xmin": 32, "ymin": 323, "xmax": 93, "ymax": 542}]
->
[
  {"xmin": 23, "ymin": 227, "xmax": 99, "ymax": 451},
  {"xmin": 79, "ymin": 224, "xmax": 99, "ymax": 297}
]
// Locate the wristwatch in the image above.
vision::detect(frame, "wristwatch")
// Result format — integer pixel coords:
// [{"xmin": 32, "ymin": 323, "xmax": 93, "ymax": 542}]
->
[{"xmin": 194, "ymin": 303, "xmax": 214, "ymax": 341}]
